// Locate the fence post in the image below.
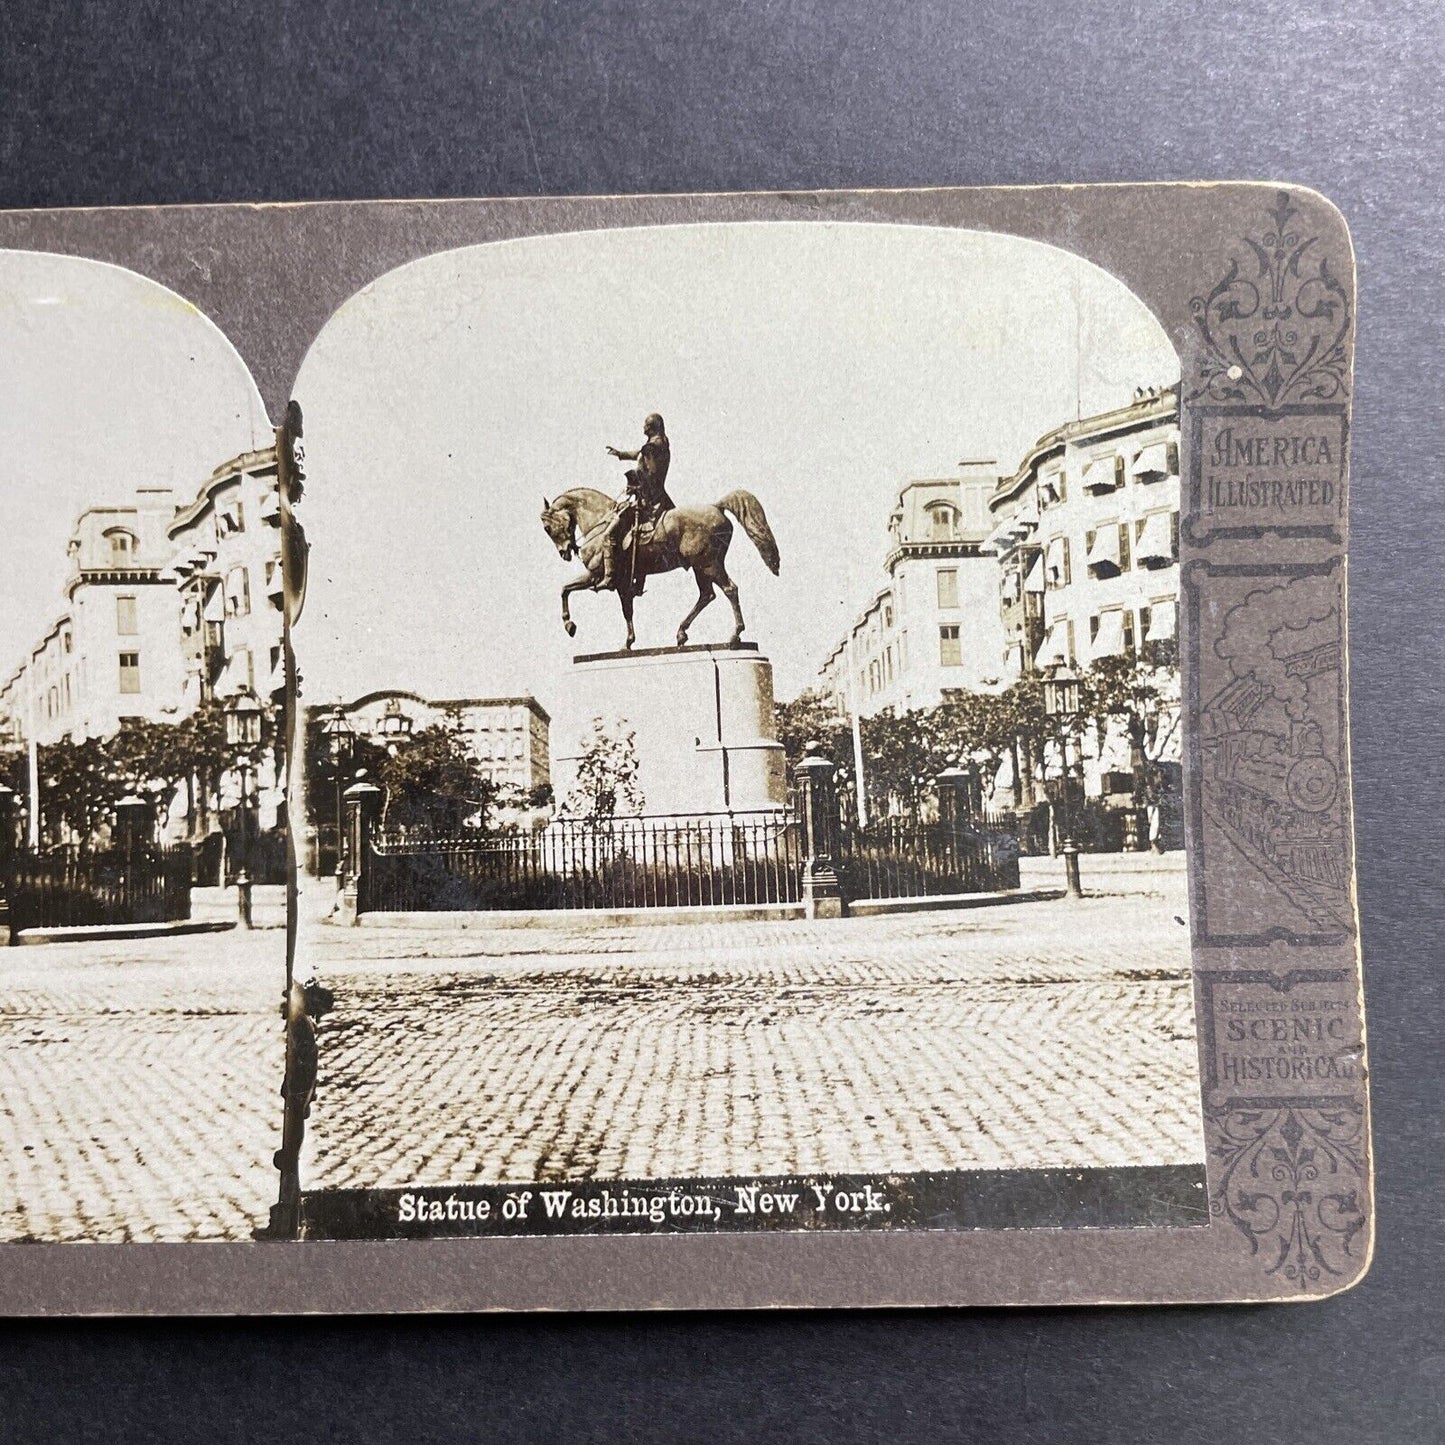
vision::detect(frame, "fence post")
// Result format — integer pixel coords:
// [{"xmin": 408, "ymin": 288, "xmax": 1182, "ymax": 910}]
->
[
  {"xmin": 796, "ymin": 743, "xmax": 845, "ymax": 919},
  {"xmin": 339, "ymin": 775, "xmax": 383, "ymax": 926}
]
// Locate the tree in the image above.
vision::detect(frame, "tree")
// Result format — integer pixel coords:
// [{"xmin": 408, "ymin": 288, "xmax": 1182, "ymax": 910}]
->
[
  {"xmin": 858, "ymin": 707, "xmax": 945, "ymax": 817},
  {"xmin": 379, "ymin": 721, "xmax": 497, "ymax": 832},
  {"xmin": 1081, "ymin": 639, "xmax": 1181, "ymax": 804},
  {"xmin": 773, "ymin": 691, "xmax": 850, "ymax": 773},
  {"xmin": 563, "ymin": 716, "xmax": 644, "ymax": 820},
  {"xmin": 36, "ymin": 736, "xmax": 119, "ymax": 845}
]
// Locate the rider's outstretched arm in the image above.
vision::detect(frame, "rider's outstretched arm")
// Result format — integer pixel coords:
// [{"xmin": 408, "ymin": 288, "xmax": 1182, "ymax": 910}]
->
[{"xmin": 608, "ymin": 446, "xmax": 640, "ymax": 460}]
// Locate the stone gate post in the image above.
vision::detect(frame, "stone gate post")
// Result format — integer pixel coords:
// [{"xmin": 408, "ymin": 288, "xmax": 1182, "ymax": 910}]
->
[
  {"xmin": 339, "ymin": 773, "xmax": 383, "ymax": 926},
  {"xmin": 795, "ymin": 743, "xmax": 844, "ymax": 919}
]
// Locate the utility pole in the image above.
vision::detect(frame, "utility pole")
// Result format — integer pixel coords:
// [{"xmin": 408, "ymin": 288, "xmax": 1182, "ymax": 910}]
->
[
  {"xmin": 846, "ymin": 651, "xmax": 868, "ymax": 828},
  {"xmin": 26, "ymin": 706, "xmax": 39, "ymax": 849}
]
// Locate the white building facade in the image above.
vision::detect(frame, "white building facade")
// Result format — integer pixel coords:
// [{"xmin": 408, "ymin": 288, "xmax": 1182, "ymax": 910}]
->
[
  {"xmin": 0, "ymin": 449, "xmax": 287, "ymax": 845},
  {"xmin": 817, "ymin": 466, "xmax": 1008, "ymax": 717},
  {"xmin": 165, "ymin": 449, "xmax": 286, "ymax": 712},
  {"xmin": 986, "ymin": 388, "xmax": 1181, "ymax": 679},
  {"xmin": 0, "ymin": 488, "xmax": 186, "ymax": 749}
]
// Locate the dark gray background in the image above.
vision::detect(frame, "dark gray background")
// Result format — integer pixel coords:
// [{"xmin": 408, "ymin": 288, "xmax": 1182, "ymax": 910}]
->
[{"xmin": 1, "ymin": 0, "xmax": 1440, "ymax": 1440}]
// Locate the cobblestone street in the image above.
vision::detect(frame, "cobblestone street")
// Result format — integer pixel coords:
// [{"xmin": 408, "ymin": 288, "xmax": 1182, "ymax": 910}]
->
[
  {"xmin": 0, "ymin": 918, "xmax": 284, "ymax": 1243},
  {"xmin": 301, "ymin": 854, "xmax": 1204, "ymax": 1191},
  {"xmin": 0, "ymin": 860, "xmax": 1203, "ymax": 1243}
]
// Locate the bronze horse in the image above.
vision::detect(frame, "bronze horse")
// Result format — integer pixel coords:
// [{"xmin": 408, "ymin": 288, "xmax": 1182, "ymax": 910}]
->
[{"xmin": 540, "ymin": 487, "xmax": 780, "ymax": 650}]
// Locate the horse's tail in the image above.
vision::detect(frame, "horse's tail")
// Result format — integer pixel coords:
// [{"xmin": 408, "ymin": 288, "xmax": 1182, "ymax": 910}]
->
[{"xmin": 717, "ymin": 490, "xmax": 781, "ymax": 575}]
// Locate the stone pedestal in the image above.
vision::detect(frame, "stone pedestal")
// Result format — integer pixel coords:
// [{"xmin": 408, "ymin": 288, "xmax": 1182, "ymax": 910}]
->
[{"xmin": 552, "ymin": 643, "xmax": 787, "ymax": 816}]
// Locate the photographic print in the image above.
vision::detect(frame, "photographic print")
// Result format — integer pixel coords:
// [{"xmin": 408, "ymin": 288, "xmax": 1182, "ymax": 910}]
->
[
  {"xmin": 0, "ymin": 251, "xmax": 288, "ymax": 1244},
  {"xmin": 0, "ymin": 185, "xmax": 1370, "ymax": 1312},
  {"xmin": 290, "ymin": 223, "xmax": 1207, "ymax": 1239}
]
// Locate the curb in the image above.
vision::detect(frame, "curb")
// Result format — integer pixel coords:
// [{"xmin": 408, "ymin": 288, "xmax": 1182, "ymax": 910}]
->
[
  {"xmin": 348, "ymin": 890, "xmax": 1055, "ymax": 931},
  {"xmin": 12, "ymin": 919, "xmax": 239, "ymax": 946}
]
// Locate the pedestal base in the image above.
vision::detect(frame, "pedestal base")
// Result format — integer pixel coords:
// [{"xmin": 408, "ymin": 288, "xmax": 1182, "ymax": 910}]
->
[{"xmin": 553, "ymin": 643, "xmax": 787, "ymax": 817}]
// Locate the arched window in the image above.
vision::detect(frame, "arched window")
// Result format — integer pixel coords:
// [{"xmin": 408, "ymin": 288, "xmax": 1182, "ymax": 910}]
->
[
  {"xmin": 927, "ymin": 503, "xmax": 959, "ymax": 541},
  {"xmin": 105, "ymin": 529, "xmax": 137, "ymax": 564}
]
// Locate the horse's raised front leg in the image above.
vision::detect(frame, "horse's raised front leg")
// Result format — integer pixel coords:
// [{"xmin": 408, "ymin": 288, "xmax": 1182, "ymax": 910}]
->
[
  {"xmin": 676, "ymin": 570, "xmax": 716, "ymax": 648},
  {"xmin": 560, "ymin": 572, "xmax": 593, "ymax": 638}
]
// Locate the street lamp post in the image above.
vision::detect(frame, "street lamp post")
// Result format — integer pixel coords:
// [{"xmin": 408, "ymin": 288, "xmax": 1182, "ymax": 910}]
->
[
  {"xmin": 320, "ymin": 706, "xmax": 355, "ymax": 887},
  {"xmin": 224, "ymin": 689, "xmax": 264, "ymax": 929},
  {"xmin": 1043, "ymin": 667, "xmax": 1084, "ymax": 899},
  {"xmin": 0, "ymin": 780, "xmax": 14, "ymax": 942}
]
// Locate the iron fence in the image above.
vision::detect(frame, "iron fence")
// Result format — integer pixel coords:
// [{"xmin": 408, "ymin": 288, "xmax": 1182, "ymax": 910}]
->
[
  {"xmin": 355, "ymin": 799, "xmax": 1020, "ymax": 915},
  {"xmin": 835, "ymin": 812, "xmax": 1021, "ymax": 900},
  {"xmin": 361, "ymin": 811, "xmax": 804, "ymax": 913},
  {"xmin": 4, "ymin": 844, "xmax": 193, "ymax": 934}
]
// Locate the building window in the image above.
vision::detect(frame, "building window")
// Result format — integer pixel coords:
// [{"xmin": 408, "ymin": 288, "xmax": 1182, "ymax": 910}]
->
[
  {"xmin": 119, "ymin": 652, "xmax": 141, "ymax": 694},
  {"xmin": 61, "ymin": 630, "xmax": 72, "ymax": 654},
  {"xmin": 107, "ymin": 529, "xmax": 137, "ymax": 564},
  {"xmin": 883, "ymin": 602, "xmax": 894, "ymax": 629},
  {"xmin": 939, "ymin": 625, "xmax": 962, "ymax": 667},
  {"xmin": 225, "ymin": 566, "xmax": 251, "ymax": 618},
  {"xmin": 1118, "ymin": 521, "xmax": 1132, "ymax": 571},
  {"xmin": 1123, "ymin": 609, "xmax": 1136, "ymax": 655},
  {"xmin": 116, "ymin": 595, "xmax": 138, "ymax": 635},
  {"xmin": 936, "ymin": 568, "xmax": 959, "ymax": 609},
  {"xmin": 1166, "ymin": 441, "xmax": 1180, "ymax": 475},
  {"xmin": 1045, "ymin": 536, "xmax": 1071, "ymax": 589},
  {"xmin": 928, "ymin": 504, "xmax": 960, "ymax": 541}
]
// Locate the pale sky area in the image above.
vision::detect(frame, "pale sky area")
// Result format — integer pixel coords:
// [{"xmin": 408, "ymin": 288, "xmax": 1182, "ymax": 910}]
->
[
  {"xmin": 294, "ymin": 222, "xmax": 1179, "ymax": 744},
  {"xmin": 0, "ymin": 250, "xmax": 271, "ymax": 675}
]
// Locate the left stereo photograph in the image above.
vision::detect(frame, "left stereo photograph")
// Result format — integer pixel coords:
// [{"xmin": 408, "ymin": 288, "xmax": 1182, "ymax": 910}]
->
[{"xmin": 0, "ymin": 250, "xmax": 292, "ymax": 1244}]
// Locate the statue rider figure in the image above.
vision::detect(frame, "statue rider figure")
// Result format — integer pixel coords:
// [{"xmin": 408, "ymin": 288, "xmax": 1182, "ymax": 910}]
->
[{"xmin": 601, "ymin": 412, "xmax": 674, "ymax": 592}]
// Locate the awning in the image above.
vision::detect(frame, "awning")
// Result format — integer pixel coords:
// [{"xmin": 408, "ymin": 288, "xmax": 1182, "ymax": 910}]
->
[
  {"xmin": 1092, "ymin": 610, "xmax": 1126, "ymax": 658},
  {"xmin": 981, "ymin": 522, "xmax": 1011, "ymax": 556},
  {"xmin": 1034, "ymin": 622, "xmax": 1069, "ymax": 669},
  {"xmin": 259, "ymin": 490, "xmax": 282, "ymax": 524},
  {"xmin": 180, "ymin": 597, "xmax": 201, "ymax": 633},
  {"xmin": 1136, "ymin": 510, "xmax": 1174, "ymax": 566},
  {"xmin": 1132, "ymin": 441, "xmax": 1174, "ymax": 480},
  {"xmin": 202, "ymin": 583, "xmax": 226, "ymax": 623},
  {"xmin": 1024, "ymin": 554, "xmax": 1046, "ymax": 593},
  {"xmin": 1087, "ymin": 525, "xmax": 1121, "ymax": 572},
  {"xmin": 1001, "ymin": 570, "xmax": 1022, "ymax": 603},
  {"xmin": 216, "ymin": 653, "xmax": 250, "ymax": 697},
  {"xmin": 1083, "ymin": 456, "xmax": 1120, "ymax": 492},
  {"xmin": 1148, "ymin": 600, "xmax": 1177, "ymax": 640},
  {"xmin": 1008, "ymin": 500, "xmax": 1040, "ymax": 535}
]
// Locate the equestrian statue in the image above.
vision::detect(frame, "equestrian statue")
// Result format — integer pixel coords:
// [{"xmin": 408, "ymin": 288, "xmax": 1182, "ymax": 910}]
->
[{"xmin": 540, "ymin": 413, "xmax": 781, "ymax": 651}]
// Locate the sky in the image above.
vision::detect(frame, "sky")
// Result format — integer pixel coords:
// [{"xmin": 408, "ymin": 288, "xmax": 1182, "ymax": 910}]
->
[
  {"xmin": 0, "ymin": 250, "xmax": 270, "ymax": 676},
  {"xmin": 293, "ymin": 221, "xmax": 1180, "ymax": 747}
]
